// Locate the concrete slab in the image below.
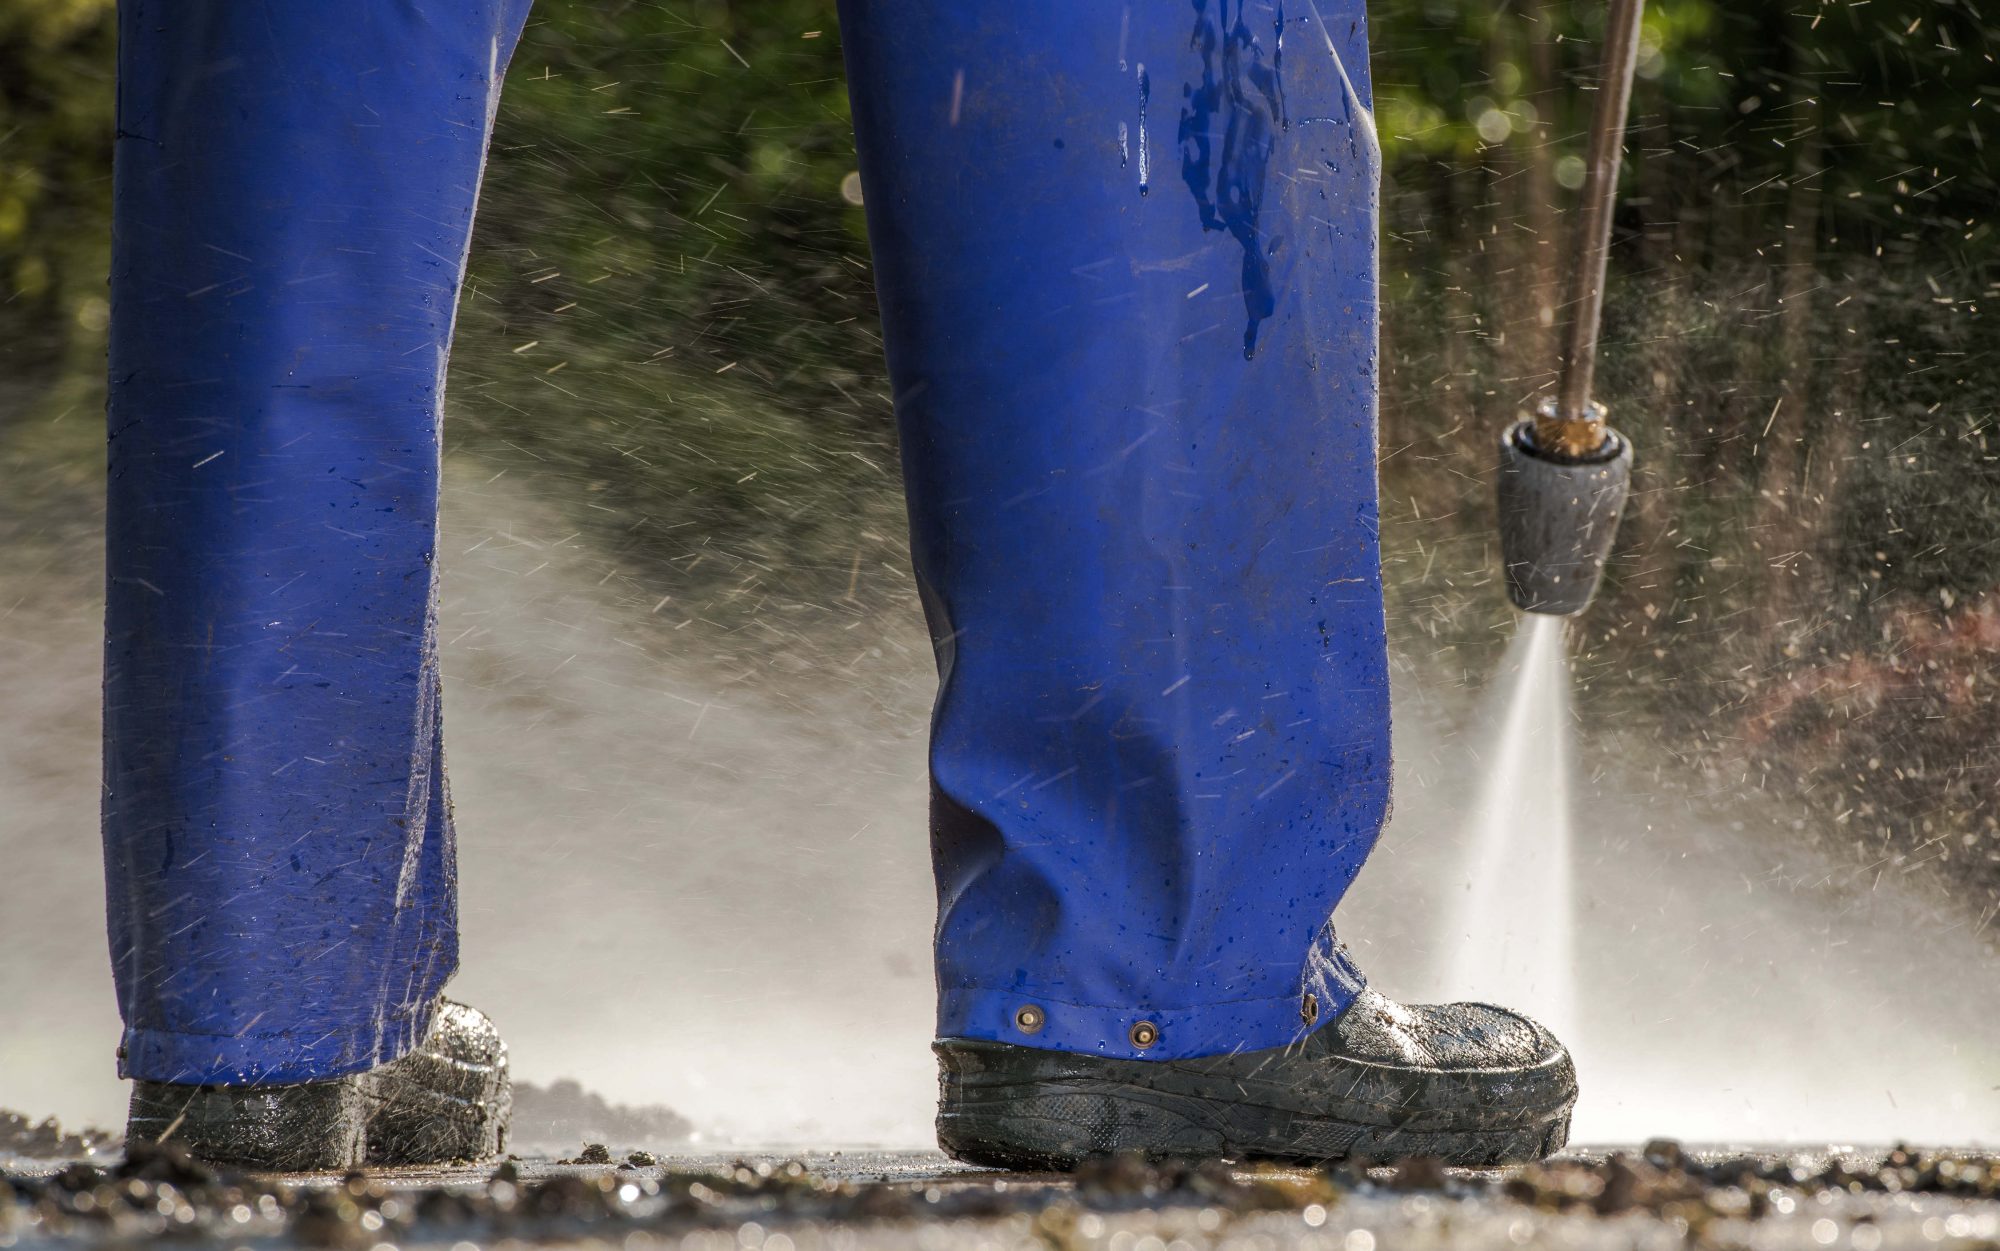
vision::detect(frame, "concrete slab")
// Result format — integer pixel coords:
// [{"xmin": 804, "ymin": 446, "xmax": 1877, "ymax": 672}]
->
[{"xmin": 3, "ymin": 1145, "xmax": 1996, "ymax": 1250}]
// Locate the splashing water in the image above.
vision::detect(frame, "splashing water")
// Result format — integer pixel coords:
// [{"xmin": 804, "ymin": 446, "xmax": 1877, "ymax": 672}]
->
[{"xmin": 1435, "ymin": 613, "xmax": 1576, "ymax": 1040}]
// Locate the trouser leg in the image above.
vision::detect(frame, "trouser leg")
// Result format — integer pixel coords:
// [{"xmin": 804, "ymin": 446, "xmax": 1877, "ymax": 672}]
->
[
  {"xmin": 840, "ymin": 0, "xmax": 1390, "ymax": 1060},
  {"xmin": 103, "ymin": 0, "xmax": 530, "ymax": 1085}
]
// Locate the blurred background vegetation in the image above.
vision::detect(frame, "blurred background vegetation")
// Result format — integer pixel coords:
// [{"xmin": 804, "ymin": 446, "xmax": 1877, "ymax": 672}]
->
[{"xmin": 3, "ymin": 0, "xmax": 1996, "ymax": 927}]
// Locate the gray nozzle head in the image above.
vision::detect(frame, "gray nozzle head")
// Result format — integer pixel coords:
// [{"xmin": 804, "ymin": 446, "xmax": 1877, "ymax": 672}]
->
[{"xmin": 1496, "ymin": 418, "xmax": 1633, "ymax": 616}]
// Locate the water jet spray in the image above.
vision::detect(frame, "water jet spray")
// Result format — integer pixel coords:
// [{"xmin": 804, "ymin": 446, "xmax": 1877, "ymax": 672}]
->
[
  {"xmin": 1496, "ymin": 0, "xmax": 1645, "ymax": 616},
  {"xmin": 1443, "ymin": 0, "xmax": 1653, "ymax": 1058}
]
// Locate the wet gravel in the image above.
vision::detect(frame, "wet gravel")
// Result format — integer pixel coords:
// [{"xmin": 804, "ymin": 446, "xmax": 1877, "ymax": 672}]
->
[
  {"xmin": 0, "ymin": 1117, "xmax": 113, "ymax": 1164},
  {"xmin": 0, "ymin": 1140, "xmax": 1995, "ymax": 1249}
]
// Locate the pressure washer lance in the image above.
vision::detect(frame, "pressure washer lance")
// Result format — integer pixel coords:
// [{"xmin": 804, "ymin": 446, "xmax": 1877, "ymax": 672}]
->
[{"xmin": 1496, "ymin": 0, "xmax": 1644, "ymax": 616}]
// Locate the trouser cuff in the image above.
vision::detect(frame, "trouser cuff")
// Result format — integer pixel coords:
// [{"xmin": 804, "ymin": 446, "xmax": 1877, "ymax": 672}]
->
[
  {"xmin": 118, "ymin": 997, "xmax": 437, "ymax": 1087},
  {"xmin": 938, "ymin": 964, "xmax": 1365, "ymax": 1061}
]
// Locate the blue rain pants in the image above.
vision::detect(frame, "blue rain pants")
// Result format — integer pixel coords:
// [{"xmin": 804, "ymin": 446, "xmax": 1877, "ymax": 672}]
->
[
  {"xmin": 104, "ymin": 1, "xmax": 533, "ymax": 1085},
  {"xmin": 103, "ymin": 0, "xmax": 1388, "ymax": 1085}
]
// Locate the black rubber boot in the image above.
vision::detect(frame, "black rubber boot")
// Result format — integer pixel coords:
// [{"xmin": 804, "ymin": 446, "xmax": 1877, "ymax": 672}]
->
[
  {"xmin": 936, "ymin": 990, "xmax": 1576, "ymax": 1169},
  {"xmin": 125, "ymin": 1000, "xmax": 510, "ymax": 1171}
]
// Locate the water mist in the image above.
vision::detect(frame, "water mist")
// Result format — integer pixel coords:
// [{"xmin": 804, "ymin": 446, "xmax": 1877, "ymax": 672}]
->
[{"xmin": 1436, "ymin": 615, "xmax": 1577, "ymax": 1040}]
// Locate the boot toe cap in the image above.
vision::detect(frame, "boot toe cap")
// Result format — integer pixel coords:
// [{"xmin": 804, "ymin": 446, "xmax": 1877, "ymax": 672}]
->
[
  {"xmin": 1328, "ymin": 989, "xmax": 1570, "ymax": 1072},
  {"xmin": 1415, "ymin": 1000, "xmax": 1568, "ymax": 1070}
]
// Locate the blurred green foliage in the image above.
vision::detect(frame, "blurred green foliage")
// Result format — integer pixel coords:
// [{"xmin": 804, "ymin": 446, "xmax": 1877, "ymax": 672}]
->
[
  {"xmin": 476, "ymin": 1, "xmax": 868, "ymax": 379},
  {"xmin": 8, "ymin": 0, "xmax": 1993, "ymax": 378},
  {"xmin": 0, "ymin": 0, "xmax": 112, "ymax": 371},
  {"xmin": 443, "ymin": 2, "xmax": 903, "ymax": 599}
]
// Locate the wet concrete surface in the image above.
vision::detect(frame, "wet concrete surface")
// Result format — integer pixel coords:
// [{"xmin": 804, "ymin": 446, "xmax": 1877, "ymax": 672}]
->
[{"xmin": 2, "ymin": 1143, "xmax": 1997, "ymax": 1250}]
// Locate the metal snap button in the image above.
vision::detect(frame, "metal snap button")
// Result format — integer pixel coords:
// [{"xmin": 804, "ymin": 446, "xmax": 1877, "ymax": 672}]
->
[
  {"xmin": 1014, "ymin": 1004, "xmax": 1045, "ymax": 1034},
  {"xmin": 1129, "ymin": 1020, "xmax": 1159, "ymax": 1049}
]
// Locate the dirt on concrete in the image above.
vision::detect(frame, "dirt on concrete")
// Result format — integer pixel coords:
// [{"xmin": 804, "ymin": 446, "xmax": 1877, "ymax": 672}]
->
[
  {"xmin": 0, "ymin": 1112, "xmax": 115, "ymax": 1163},
  {"xmin": 2, "ymin": 1138, "xmax": 1996, "ymax": 1250}
]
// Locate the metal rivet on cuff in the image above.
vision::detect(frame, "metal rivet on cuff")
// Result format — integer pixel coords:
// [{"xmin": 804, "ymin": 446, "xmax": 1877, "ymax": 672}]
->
[
  {"xmin": 1129, "ymin": 1020, "xmax": 1159, "ymax": 1050},
  {"xmin": 1301, "ymin": 992, "xmax": 1320, "ymax": 1025},
  {"xmin": 1014, "ymin": 1005, "xmax": 1045, "ymax": 1035}
]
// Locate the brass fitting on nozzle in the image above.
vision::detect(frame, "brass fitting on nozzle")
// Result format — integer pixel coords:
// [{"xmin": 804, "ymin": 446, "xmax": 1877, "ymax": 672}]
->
[
  {"xmin": 1496, "ymin": 396, "xmax": 1633, "ymax": 616},
  {"xmin": 1535, "ymin": 394, "xmax": 1615, "ymax": 461}
]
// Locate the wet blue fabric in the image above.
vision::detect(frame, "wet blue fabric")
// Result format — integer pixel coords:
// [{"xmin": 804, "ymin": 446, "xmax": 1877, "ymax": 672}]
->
[
  {"xmin": 103, "ymin": 0, "xmax": 1388, "ymax": 1085},
  {"xmin": 840, "ymin": 1, "xmax": 1389, "ymax": 1059},
  {"xmin": 103, "ymin": 0, "xmax": 532, "ymax": 1085}
]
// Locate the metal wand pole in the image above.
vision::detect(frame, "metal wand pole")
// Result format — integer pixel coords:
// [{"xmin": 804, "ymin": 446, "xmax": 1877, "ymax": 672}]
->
[{"xmin": 1539, "ymin": 0, "xmax": 1647, "ymax": 458}]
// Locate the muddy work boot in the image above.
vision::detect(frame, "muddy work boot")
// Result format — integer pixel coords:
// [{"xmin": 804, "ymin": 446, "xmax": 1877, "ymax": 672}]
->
[
  {"xmin": 125, "ymin": 1000, "xmax": 510, "ymax": 1171},
  {"xmin": 936, "ymin": 990, "xmax": 1575, "ymax": 1169}
]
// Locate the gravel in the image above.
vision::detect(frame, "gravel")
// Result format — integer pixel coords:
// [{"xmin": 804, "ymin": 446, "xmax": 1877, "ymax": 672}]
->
[{"xmin": 0, "ymin": 1140, "xmax": 1994, "ymax": 1249}]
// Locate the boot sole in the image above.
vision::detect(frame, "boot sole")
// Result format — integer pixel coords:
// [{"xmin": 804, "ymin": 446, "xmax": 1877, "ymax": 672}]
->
[{"xmin": 935, "ymin": 1039, "xmax": 1574, "ymax": 1170}]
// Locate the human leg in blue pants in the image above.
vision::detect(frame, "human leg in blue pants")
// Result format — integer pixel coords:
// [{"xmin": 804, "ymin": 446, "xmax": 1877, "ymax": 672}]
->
[
  {"xmin": 838, "ymin": 1, "xmax": 1576, "ymax": 1164},
  {"xmin": 104, "ymin": 0, "xmax": 1575, "ymax": 1172},
  {"xmin": 105, "ymin": 0, "xmax": 530, "ymax": 1169}
]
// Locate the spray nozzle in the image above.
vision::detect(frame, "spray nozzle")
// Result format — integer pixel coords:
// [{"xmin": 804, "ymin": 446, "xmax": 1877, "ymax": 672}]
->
[
  {"xmin": 1496, "ymin": 397, "xmax": 1633, "ymax": 617},
  {"xmin": 1488, "ymin": 0, "xmax": 1646, "ymax": 617}
]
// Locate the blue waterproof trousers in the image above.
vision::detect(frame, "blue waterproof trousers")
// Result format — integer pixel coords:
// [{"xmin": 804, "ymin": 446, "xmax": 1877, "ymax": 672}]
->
[{"xmin": 103, "ymin": 0, "xmax": 1388, "ymax": 1085}]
